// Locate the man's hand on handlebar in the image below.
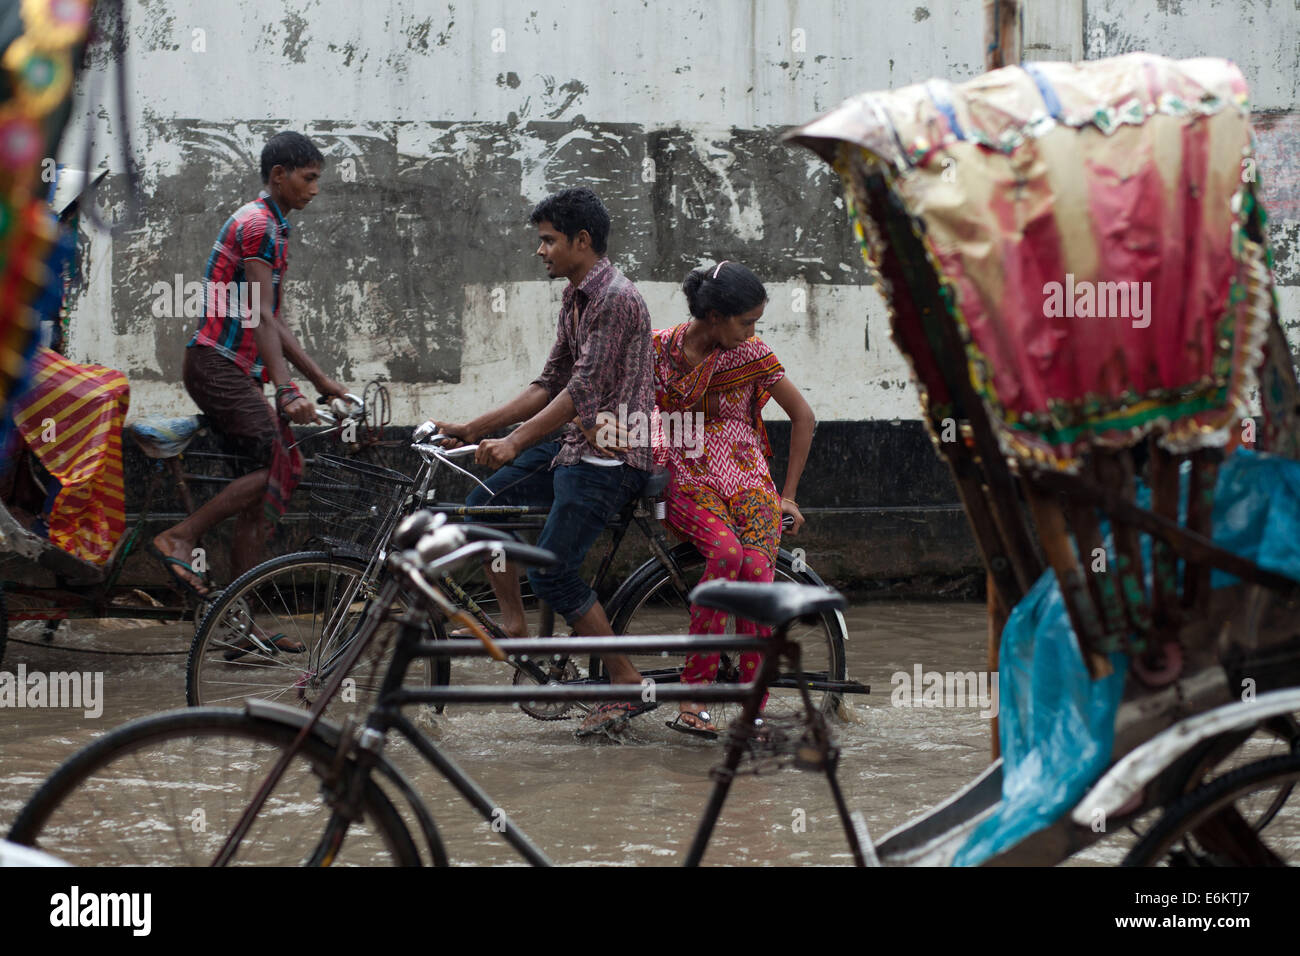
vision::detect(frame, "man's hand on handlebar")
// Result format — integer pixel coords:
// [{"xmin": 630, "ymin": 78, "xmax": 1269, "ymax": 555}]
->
[
  {"xmin": 476, "ymin": 436, "xmax": 518, "ymax": 470},
  {"xmin": 430, "ymin": 420, "xmax": 476, "ymax": 449},
  {"xmin": 315, "ymin": 377, "xmax": 349, "ymax": 404},
  {"xmin": 281, "ymin": 395, "xmax": 320, "ymax": 425}
]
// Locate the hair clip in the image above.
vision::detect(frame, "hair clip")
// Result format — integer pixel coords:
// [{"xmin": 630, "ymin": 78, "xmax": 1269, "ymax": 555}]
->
[{"xmin": 712, "ymin": 260, "xmax": 729, "ymax": 279}]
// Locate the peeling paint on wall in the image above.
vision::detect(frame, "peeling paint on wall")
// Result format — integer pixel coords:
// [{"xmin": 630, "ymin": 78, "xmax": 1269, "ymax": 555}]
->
[{"xmin": 59, "ymin": 0, "xmax": 1300, "ymax": 423}]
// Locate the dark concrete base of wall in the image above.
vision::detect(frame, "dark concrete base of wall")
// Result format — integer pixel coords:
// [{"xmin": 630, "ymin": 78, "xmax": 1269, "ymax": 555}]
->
[{"xmin": 116, "ymin": 419, "xmax": 985, "ymax": 598}]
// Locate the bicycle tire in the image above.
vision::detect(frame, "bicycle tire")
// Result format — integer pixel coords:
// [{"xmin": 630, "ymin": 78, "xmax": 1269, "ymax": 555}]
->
[
  {"xmin": 605, "ymin": 543, "xmax": 849, "ymax": 724},
  {"xmin": 187, "ymin": 551, "xmax": 440, "ymax": 712},
  {"xmin": 1123, "ymin": 750, "xmax": 1300, "ymax": 866},
  {"xmin": 8, "ymin": 707, "xmax": 420, "ymax": 866}
]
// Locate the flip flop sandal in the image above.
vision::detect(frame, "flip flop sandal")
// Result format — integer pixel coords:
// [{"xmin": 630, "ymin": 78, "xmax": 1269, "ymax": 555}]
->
[
  {"xmin": 575, "ymin": 701, "xmax": 659, "ymax": 738},
  {"xmin": 147, "ymin": 543, "xmax": 212, "ymax": 600},
  {"xmin": 666, "ymin": 710, "xmax": 719, "ymax": 740},
  {"xmin": 222, "ymin": 632, "xmax": 307, "ymax": 661}
]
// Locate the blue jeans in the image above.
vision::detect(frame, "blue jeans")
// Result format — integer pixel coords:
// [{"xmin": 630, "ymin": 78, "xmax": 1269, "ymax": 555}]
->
[{"xmin": 466, "ymin": 441, "xmax": 649, "ymax": 624}]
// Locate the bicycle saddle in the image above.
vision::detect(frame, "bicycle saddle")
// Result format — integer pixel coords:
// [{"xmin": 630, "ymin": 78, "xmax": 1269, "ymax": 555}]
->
[
  {"xmin": 689, "ymin": 580, "xmax": 846, "ymax": 629},
  {"xmin": 642, "ymin": 467, "xmax": 670, "ymax": 499},
  {"xmin": 124, "ymin": 415, "xmax": 206, "ymax": 459}
]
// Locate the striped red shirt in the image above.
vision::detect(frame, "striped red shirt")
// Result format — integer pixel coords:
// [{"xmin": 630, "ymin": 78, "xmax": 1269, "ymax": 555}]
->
[{"xmin": 188, "ymin": 191, "xmax": 290, "ymax": 381}]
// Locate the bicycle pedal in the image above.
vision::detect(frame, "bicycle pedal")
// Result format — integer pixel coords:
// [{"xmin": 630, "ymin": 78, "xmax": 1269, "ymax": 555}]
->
[{"xmin": 793, "ymin": 745, "xmax": 826, "ymax": 771}]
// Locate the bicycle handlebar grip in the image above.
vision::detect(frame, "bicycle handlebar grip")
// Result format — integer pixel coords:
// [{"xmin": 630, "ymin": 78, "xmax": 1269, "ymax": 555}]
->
[
  {"xmin": 393, "ymin": 510, "xmax": 445, "ymax": 549},
  {"xmin": 459, "ymin": 524, "xmax": 520, "ymax": 545},
  {"xmin": 494, "ymin": 541, "xmax": 558, "ymax": 570}
]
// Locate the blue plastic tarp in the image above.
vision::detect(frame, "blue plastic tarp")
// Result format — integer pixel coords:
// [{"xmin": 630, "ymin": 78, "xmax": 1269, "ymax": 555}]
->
[{"xmin": 953, "ymin": 448, "xmax": 1300, "ymax": 865}]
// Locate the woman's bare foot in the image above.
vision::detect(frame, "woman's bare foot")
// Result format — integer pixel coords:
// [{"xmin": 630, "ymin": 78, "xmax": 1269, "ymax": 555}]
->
[{"xmin": 676, "ymin": 703, "xmax": 718, "ymax": 733}]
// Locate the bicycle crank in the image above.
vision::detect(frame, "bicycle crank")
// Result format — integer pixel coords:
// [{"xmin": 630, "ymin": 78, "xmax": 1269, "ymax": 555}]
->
[{"xmin": 512, "ymin": 656, "xmax": 584, "ymax": 721}]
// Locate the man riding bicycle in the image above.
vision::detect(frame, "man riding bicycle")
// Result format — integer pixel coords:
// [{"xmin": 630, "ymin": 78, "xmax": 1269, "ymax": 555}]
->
[
  {"xmin": 151, "ymin": 131, "xmax": 348, "ymax": 631},
  {"xmin": 434, "ymin": 187, "xmax": 658, "ymax": 738}
]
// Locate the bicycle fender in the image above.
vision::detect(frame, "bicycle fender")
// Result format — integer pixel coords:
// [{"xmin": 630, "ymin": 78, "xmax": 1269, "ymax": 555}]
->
[
  {"xmin": 242, "ymin": 699, "xmax": 449, "ymax": 866},
  {"xmin": 244, "ymin": 699, "xmax": 348, "ymax": 746},
  {"xmin": 777, "ymin": 547, "xmax": 850, "ymax": 643},
  {"xmin": 1070, "ymin": 686, "xmax": 1300, "ymax": 825}
]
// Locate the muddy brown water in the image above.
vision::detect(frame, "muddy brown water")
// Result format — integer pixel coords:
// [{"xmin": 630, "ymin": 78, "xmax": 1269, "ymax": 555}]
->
[{"xmin": 0, "ymin": 602, "xmax": 1250, "ymax": 866}]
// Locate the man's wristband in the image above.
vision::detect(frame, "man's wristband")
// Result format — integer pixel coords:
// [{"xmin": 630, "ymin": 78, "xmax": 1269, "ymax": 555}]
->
[{"xmin": 275, "ymin": 382, "xmax": 303, "ymax": 408}]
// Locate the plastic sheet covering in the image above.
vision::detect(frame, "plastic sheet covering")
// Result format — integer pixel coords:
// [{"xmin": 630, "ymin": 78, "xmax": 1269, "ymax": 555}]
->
[
  {"xmin": 954, "ymin": 447, "xmax": 1300, "ymax": 865},
  {"xmin": 1209, "ymin": 448, "xmax": 1300, "ymax": 589},
  {"xmin": 951, "ymin": 569, "xmax": 1128, "ymax": 867}
]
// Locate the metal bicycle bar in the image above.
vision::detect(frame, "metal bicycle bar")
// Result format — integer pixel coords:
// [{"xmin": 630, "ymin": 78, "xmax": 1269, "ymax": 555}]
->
[
  {"xmin": 392, "ymin": 684, "xmax": 762, "ymax": 705},
  {"xmin": 408, "ymin": 635, "xmax": 771, "ymax": 657}
]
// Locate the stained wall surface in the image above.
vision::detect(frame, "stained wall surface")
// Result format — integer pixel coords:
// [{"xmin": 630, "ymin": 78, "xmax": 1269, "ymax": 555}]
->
[{"xmin": 58, "ymin": 0, "xmax": 1300, "ymax": 585}]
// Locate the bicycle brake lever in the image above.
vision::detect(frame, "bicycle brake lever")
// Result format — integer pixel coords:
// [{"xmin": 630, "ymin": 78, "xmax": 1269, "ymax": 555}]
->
[
  {"xmin": 438, "ymin": 455, "xmax": 493, "ymax": 497},
  {"xmin": 412, "ymin": 420, "xmax": 438, "ymax": 443},
  {"xmin": 412, "ymin": 442, "xmax": 493, "ymax": 497}
]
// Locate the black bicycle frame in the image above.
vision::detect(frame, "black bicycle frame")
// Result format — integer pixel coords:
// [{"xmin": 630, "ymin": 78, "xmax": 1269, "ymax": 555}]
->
[{"xmin": 214, "ymin": 559, "xmax": 867, "ymax": 867}]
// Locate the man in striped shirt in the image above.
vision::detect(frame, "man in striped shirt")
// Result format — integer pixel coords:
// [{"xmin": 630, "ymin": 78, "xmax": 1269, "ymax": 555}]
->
[{"xmin": 150, "ymin": 132, "xmax": 346, "ymax": 607}]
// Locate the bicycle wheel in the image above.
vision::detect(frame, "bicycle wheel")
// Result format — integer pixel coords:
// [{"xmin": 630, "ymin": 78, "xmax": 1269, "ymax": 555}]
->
[
  {"xmin": 606, "ymin": 543, "xmax": 848, "ymax": 726},
  {"xmin": 8, "ymin": 707, "xmax": 419, "ymax": 865},
  {"xmin": 1184, "ymin": 718, "xmax": 1300, "ymax": 833},
  {"xmin": 1123, "ymin": 750, "xmax": 1300, "ymax": 866},
  {"xmin": 187, "ymin": 551, "xmax": 438, "ymax": 713}
]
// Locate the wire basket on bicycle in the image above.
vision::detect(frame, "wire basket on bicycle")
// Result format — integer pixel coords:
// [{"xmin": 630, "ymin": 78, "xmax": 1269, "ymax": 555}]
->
[{"xmin": 308, "ymin": 454, "xmax": 413, "ymax": 552}]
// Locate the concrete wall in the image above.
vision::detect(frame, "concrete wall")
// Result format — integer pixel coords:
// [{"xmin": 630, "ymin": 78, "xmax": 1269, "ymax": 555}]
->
[
  {"xmin": 63, "ymin": 0, "xmax": 994, "ymax": 427},
  {"xmin": 57, "ymin": 0, "xmax": 1300, "ymax": 587}
]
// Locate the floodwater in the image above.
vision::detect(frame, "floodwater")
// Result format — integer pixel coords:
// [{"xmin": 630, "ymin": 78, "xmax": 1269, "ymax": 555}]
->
[{"xmin": 0, "ymin": 602, "xmax": 1284, "ymax": 866}]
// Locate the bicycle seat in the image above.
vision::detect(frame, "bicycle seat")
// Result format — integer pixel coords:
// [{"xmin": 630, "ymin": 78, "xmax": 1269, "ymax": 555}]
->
[
  {"xmin": 689, "ymin": 580, "xmax": 846, "ymax": 629},
  {"xmin": 125, "ymin": 415, "xmax": 206, "ymax": 459}
]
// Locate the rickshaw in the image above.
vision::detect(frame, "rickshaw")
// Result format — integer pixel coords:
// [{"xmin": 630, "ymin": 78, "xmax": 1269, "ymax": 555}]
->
[
  {"xmin": 0, "ymin": 380, "xmax": 368, "ymax": 666},
  {"xmin": 780, "ymin": 51, "xmax": 1300, "ymax": 865}
]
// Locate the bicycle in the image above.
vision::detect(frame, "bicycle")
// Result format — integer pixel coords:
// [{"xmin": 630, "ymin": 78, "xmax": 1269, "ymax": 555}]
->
[
  {"xmin": 10, "ymin": 514, "xmax": 862, "ymax": 866},
  {"xmin": 186, "ymin": 427, "xmax": 865, "ymax": 724},
  {"xmin": 11, "ymin": 515, "xmax": 1299, "ymax": 866}
]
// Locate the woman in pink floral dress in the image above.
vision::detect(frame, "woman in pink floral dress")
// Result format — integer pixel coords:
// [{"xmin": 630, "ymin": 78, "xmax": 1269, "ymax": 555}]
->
[{"xmin": 651, "ymin": 261, "xmax": 816, "ymax": 737}]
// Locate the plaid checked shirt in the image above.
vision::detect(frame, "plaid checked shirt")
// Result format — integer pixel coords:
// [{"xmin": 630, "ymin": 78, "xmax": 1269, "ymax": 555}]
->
[{"xmin": 532, "ymin": 257, "xmax": 655, "ymax": 471}]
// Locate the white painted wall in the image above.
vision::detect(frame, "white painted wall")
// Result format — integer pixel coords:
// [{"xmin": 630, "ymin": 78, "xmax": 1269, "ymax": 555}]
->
[{"xmin": 57, "ymin": 0, "xmax": 1300, "ymax": 424}]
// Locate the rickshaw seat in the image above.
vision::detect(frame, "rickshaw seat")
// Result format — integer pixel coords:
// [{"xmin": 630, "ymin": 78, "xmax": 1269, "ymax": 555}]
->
[{"xmin": 125, "ymin": 415, "xmax": 205, "ymax": 459}]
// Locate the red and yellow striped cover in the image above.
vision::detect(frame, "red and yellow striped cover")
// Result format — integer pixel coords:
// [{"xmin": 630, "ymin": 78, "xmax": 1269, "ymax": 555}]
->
[{"xmin": 11, "ymin": 346, "xmax": 130, "ymax": 565}]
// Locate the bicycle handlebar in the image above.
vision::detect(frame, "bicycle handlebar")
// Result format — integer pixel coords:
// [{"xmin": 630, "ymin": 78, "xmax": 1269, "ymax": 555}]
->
[
  {"xmin": 388, "ymin": 514, "xmax": 558, "ymax": 663},
  {"xmin": 412, "ymin": 441, "xmax": 479, "ymax": 459},
  {"xmin": 313, "ymin": 392, "xmax": 365, "ymax": 427},
  {"xmin": 410, "ymin": 439, "xmax": 491, "ymax": 496},
  {"xmin": 286, "ymin": 393, "xmax": 366, "ymax": 450},
  {"xmin": 393, "ymin": 511, "xmax": 557, "ymax": 571}
]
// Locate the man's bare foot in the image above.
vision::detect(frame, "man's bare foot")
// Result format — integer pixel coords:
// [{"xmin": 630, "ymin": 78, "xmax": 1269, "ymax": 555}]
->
[
  {"xmin": 150, "ymin": 531, "xmax": 211, "ymax": 598},
  {"xmin": 221, "ymin": 627, "xmax": 306, "ymax": 661}
]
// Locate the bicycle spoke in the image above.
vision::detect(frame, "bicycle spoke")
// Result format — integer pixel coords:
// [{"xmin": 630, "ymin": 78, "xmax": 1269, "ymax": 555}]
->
[
  {"xmin": 189, "ymin": 553, "xmax": 434, "ymax": 714},
  {"xmin": 12, "ymin": 711, "xmax": 415, "ymax": 865}
]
